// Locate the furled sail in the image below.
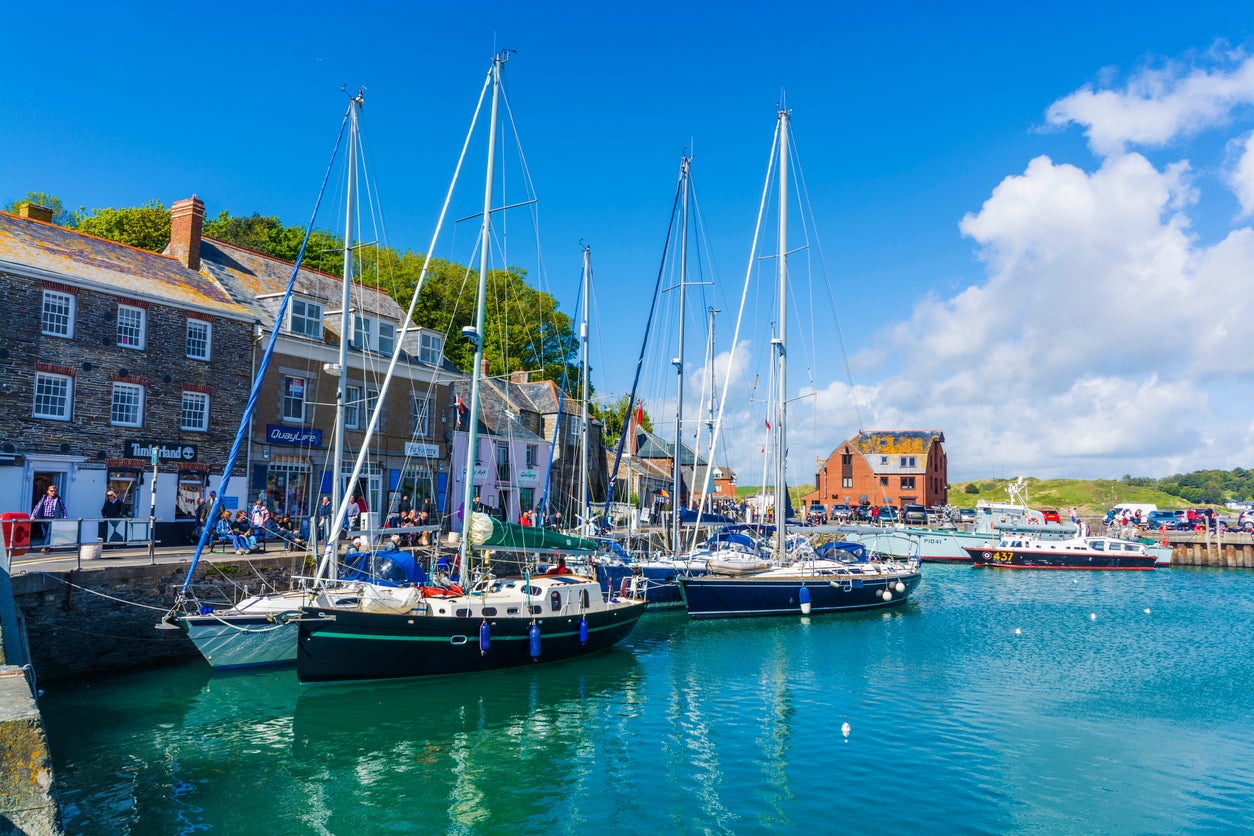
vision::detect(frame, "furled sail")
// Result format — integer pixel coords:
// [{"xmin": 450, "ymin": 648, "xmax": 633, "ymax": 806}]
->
[{"xmin": 468, "ymin": 512, "xmax": 599, "ymax": 553}]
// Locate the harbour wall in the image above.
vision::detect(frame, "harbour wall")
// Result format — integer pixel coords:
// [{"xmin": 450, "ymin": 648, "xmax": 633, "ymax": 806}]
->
[{"xmin": 1158, "ymin": 531, "xmax": 1254, "ymax": 568}]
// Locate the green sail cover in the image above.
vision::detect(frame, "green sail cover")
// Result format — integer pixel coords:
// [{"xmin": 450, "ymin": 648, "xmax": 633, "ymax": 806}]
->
[{"xmin": 468, "ymin": 512, "xmax": 599, "ymax": 552}]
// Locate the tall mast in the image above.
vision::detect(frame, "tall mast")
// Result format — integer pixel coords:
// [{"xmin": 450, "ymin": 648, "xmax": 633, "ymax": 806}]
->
[
  {"xmin": 459, "ymin": 54, "xmax": 505, "ymax": 569},
  {"xmin": 704, "ymin": 305, "xmax": 719, "ymax": 514},
  {"xmin": 579, "ymin": 245, "xmax": 591, "ymax": 529},
  {"xmin": 671, "ymin": 156, "xmax": 691, "ymax": 557},
  {"xmin": 330, "ymin": 91, "xmax": 362, "ymax": 576},
  {"xmin": 774, "ymin": 107, "xmax": 789, "ymax": 562}
]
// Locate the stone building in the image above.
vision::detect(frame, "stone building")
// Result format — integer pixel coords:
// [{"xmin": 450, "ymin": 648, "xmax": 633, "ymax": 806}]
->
[
  {"xmin": 169, "ymin": 196, "xmax": 463, "ymax": 525},
  {"xmin": 0, "ymin": 204, "xmax": 255, "ymax": 546},
  {"xmin": 803, "ymin": 430, "xmax": 948, "ymax": 511}
]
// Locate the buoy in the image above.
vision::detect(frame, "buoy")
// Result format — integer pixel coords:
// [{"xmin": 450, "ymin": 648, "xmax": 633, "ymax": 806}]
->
[
  {"xmin": 1144, "ymin": 608, "xmax": 1151, "ymax": 615},
  {"xmin": 882, "ymin": 589, "xmax": 892, "ymax": 602},
  {"xmin": 1089, "ymin": 613, "xmax": 1097, "ymax": 621},
  {"xmin": 1014, "ymin": 627, "xmax": 1022, "ymax": 635},
  {"xmin": 529, "ymin": 623, "xmax": 542, "ymax": 660},
  {"xmin": 579, "ymin": 616, "xmax": 588, "ymax": 645},
  {"xmin": 894, "ymin": 581, "xmax": 905, "ymax": 593},
  {"xmin": 841, "ymin": 721, "xmax": 851, "ymax": 739},
  {"xmin": 799, "ymin": 586, "xmax": 812, "ymax": 615},
  {"xmin": 479, "ymin": 620, "xmax": 491, "ymax": 655}
]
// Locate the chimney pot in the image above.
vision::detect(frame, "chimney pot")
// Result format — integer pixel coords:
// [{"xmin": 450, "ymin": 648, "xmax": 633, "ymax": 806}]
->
[
  {"xmin": 170, "ymin": 196, "xmax": 205, "ymax": 271},
  {"xmin": 18, "ymin": 203, "xmax": 54, "ymax": 223}
]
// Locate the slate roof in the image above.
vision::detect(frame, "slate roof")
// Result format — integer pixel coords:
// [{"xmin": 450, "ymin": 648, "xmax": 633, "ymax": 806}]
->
[
  {"xmin": 450, "ymin": 377, "xmax": 547, "ymax": 442},
  {"xmin": 634, "ymin": 427, "xmax": 707, "ymax": 467},
  {"xmin": 0, "ymin": 212, "xmax": 252, "ymax": 318}
]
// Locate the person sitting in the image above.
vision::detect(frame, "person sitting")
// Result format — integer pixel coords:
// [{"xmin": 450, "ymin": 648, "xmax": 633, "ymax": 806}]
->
[
  {"xmin": 216, "ymin": 510, "xmax": 247, "ymax": 554},
  {"xmin": 546, "ymin": 555, "xmax": 571, "ymax": 575},
  {"xmin": 233, "ymin": 510, "xmax": 258, "ymax": 553},
  {"xmin": 341, "ymin": 537, "xmax": 369, "ymax": 581},
  {"xmin": 380, "ymin": 534, "xmax": 402, "ymax": 552},
  {"xmin": 276, "ymin": 513, "xmax": 305, "ymax": 550}
]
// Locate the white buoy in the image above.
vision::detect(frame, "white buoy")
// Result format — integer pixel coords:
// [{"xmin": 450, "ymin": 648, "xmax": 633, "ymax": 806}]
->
[
  {"xmin": 1144, "ymin": 608, "xmax": 1151, "ymax": 614},
  {"xmin": 894, "ymin": 581, "xmax": 905, "ymax": 593},
  {"xmin": 1090, "ymin": 613, "xmax": 1097, "ymax": 621},
  {"xmin": 841, "ymin": 721, "xmax": 851, "ymax": 739},
  {"xmin": 882, "ymin": 589, "xmax": 892, "ymax": 601},
  {"xmin": 1014, "ymin": 627, "xmax": 1022, "ymax": 635}
]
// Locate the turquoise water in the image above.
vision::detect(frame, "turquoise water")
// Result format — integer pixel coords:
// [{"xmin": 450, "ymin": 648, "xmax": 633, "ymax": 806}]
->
[{"xmin": 41, "ymin": 565, "xmax": 1254, "ymax": 834}]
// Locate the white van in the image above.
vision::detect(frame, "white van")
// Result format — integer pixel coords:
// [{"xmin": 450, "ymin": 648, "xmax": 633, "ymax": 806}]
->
[{"xmin": 1109, "ymin": 503, "xmax": 1157, "ymax": 522}]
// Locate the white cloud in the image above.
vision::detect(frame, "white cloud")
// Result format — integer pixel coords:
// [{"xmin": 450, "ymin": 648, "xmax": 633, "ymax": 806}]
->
[
  {"xmin": 1226, "ymin": 131, "xmax": 1254, "ymax": 216},
  {"xmin": 1046, "ymin": 51, "xmax": 1254, "ymax": 156}
]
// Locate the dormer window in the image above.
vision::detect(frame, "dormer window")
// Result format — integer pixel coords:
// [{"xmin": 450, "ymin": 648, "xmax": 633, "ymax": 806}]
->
[
  {"xmin": 419, "ymin": 332, "xmax": 443, "ymax": 365},
  {"xmin": 353, "ymin": 315, "xmax": 398, "ymax": 355},
  {"xmin": 290, "ymin": 299, "xmax": 323, "ymax": 339}
]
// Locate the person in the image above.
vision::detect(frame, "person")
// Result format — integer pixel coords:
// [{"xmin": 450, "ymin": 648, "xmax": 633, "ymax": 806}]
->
[
  {"xmin": 342, "ymin": 537, "xmax": 369, "ymax": 581},
  {"xmin": 380, "ymin": 534, "xmax": 402, "ymax": 552},
  {"xmin": 192, "ymin": 492, "xmax": 214, "ymax": 544},
  {"xmin": 346, "ymin": 494, "xmax": 362, "ymax": 532},
  {"xmin": 215, "ymin": 509, "xmax": 247, "ymax": 554},
  {"xmin": 233, "ymin": 510, "xmax": 258, "ymax": 553},
  {"xmin": 31, "ymin": 484, "xmax": 68, "ymax": 553},
  {"xmin": 546, "ymin": 555, "xmax": 571, "ymax": 575},
  {"xmin": 276, "ymin": 513, "xmax": 304, "ymax": 551},
  {"xmin": 250, "ymin": 496, "xmax": 271, "ymax": 531},
  {"xmin": 520, "ymin": 508, "xmax": 533, "ymax": 527},
  {"xmin": 398, "ymin": 494, "xmax": 412, "ymax": 516},
  {"xmin": 314, "ymin": 495, "xmax": 332, "ymax": 540},
  {"xmin": 100, "ymin": 488, "xmax": 126, "ymax": 545}
]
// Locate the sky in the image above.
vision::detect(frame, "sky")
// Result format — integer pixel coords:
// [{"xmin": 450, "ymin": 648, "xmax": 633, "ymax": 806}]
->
[{"xmin": 5, "ymin": 1, "xmax": 1254, "ymax": 486}]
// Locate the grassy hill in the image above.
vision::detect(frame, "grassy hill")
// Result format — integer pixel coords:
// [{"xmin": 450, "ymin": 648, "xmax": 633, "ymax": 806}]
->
[{"xmin": 735, "ymin": 478, "xmax": 1214, "ymax": 515}]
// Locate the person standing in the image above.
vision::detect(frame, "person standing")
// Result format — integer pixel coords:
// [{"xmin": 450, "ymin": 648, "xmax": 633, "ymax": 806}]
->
[
  {"xmin": 31, "ymin": 484, "xmax": 68, "ymax": 554},
  {"xmin": 314, "ymin": 495, "xmax": 332, "ymax": 540},
  {"xmin": 101, "ymin": 489, "xmax": 126, "ymax": 545}
]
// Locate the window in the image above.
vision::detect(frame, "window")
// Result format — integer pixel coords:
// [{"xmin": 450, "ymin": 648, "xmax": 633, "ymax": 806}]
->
[
  {"xmin": 841, "ymin": 453, "xmax": 853, "ymax": 466},
  {"xmin": 117, "ymin": 305, "xmax": 146, "ymax": 349},
  {"xmin": 290, "ymin": 299, "xmax": 323, "ymax": 339},
  {"xmin": 41, "ymin": 290, "xmax": 75, "ymax": 337},
  {"xmin": 899, "ymin": 456, "xmax": 916, "ymax": 468},
  {"xmin": 526, "ymin": 444, "xmax": 538, "ymax": 467},
  {"xmin": 378, "ymin": 322, "xmax": 396, "ymax": 357},
  {"xmin": 33, "ymin": 372, "xmax": 72, "ymax": 420},
  {"xmin": 842, "ymin": 477, "xmax": 853, "ymax": 488},
  {"xmin": 282, "ymin": 376, "xmax": 307, "ymax": 421},
  {"xmin": 419, "ymin": 332, "xmax": 443, "ymax": 365},
  {"xmin": 353, "ymin": 315, "xmax": 374, "ymax": 349},
  {"xmin": 346, "ymin": 385, "xmax": 362, "ymax": 429},
  {"xmin": 111, "ymin": 382, "xmax": 144, "ymax": 427},
  {"xmin": 186, "ymin": 319, "xmax": 212, "ymax": 360},
  {"xmin": 364, "ymin": 389, "xmax": 379, "ymax": 423},
  {"xmin": 879, "ymin": 476, "xmax": 889, "ymax": 487},
  {"xmin": 880, "ymin": 456, "xmax": 888, "ymax": 465},
  {"xmin": 496, "ymin": 443, "xmax": 511, "ymax": 482},
  {"xmin": 900, "ymin": 476, "xmax": 916, "ymax": 490},
  {"xmin": 181, "ymin": 391, "xmax": 209, "ymax": 431},
  {"xmin": 412, "ymin": 395, "xmax": 431, "ymax": 437}
]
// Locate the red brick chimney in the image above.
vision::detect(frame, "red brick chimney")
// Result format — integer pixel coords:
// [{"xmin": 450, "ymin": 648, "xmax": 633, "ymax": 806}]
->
[
  {"xmin": 170, "ymin": 196, "xmax": 205, "ymax": 271},
  {"xmin": 510, "ymin": 369, "xmax": 530, "ymax": 384},
  {"xmin": 18, "ymin": 203, "xmax": 53, "ymax": 223},
  {"xmin": 482, "ymin": 358, "xmax": 490, "ymax": 376}
]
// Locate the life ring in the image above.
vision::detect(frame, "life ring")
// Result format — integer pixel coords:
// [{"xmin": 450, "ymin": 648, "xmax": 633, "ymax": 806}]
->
[{"xmin": 1, "ymin": 512, "xmax": 31, "ymax": 557}]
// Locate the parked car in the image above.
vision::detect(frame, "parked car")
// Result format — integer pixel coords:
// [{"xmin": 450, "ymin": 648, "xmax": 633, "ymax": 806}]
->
[
  {"xmin": 959, "ymin": 507, "xmax": 976, "ymax": 523},
  {"xmin": 807, "ymin": 502, "xmax": 827, "ymax": 520},
  {"xmin": 1145, "ymin": 510, "xmax": 1181, "ymax": 531},
  {"xmin": 877, "ymin": 506, "xmax": 899, "ymax": 523},
  {"xmin": 1239, "ymin": 510, "xmax": 1254, "ymax": 530},
  {"xmin": 829, "ymin": 503, "xmax": 851, "ymax": 521},
  {"xmin": 1040, "ymin": 509, "xmax": 1061, "ymax": 524},
  {"xmin": 902, "ymin": 503, "xmax": 927, "ymax": 525}
]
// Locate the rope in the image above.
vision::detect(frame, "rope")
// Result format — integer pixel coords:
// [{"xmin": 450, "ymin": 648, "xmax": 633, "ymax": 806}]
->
[{"xmin": 28, "ymin": 572, "xmax": 170, "ymax": 612}]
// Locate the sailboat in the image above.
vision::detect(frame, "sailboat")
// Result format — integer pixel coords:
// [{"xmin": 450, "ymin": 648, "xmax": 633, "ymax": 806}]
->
[
  {"xmin": 296, "ymin": 53, "xmax": 646, "ymax": 684},
  {"xmin": 677, "ymin": 105, "xmax": 922, "ymax": 618},
  {"xmin": 168, "ymin": 92, "xmax": 431, "ymax": 668}
]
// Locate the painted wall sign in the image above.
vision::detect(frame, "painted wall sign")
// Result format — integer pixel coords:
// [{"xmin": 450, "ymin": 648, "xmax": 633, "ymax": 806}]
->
[
  {"xmin": 265, "ymin": 424, "xmax": 323, "ymax": 447},
  {"xmin": 404, "ymin": 442, "xmax": 440, "ymax": 458},
  {"xmin": 124, "ymin": 440, "xmax": 198, "ymax": 462}
]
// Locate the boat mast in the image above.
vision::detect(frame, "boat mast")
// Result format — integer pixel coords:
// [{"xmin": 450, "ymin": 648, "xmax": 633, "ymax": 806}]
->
[
  {"xmin": 704, "ymin": 305, "xmax": 719, "ymax": 515},
  {"xmin": 459, "ymin": 53, "xmax": 505, "ymax": 570},
  {"xmin": 672, "ymin": 156, "xmax": 691, "ymax": 557},
  {"xmin": 774, "ymin": 107, "xmax": 789, "ymax": 562},
  {"xmin": 579, "ymin": 244, "xmax": 591, "ymax": 530},
  {"xmin": 330, "ymin": 90, "xmax": 362, "ymax": 578}
]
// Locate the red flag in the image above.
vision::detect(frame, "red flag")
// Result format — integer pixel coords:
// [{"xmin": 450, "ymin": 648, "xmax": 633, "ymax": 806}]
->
[
  {"xmin": 765, "ymin": 417, "xmax": 771, "ymax": 430},
  {"xmin": 635, "ymin": 402, "xmax": 644, "ymax": 426}
]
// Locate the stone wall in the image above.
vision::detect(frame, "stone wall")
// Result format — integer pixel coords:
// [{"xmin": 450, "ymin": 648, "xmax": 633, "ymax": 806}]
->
[{"xmin": 9, "ymin": 555, "xmax": 310, "ymax": 682}]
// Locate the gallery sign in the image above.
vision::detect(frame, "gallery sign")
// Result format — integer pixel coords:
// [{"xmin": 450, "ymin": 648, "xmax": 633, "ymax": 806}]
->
[
  {"xmin": 125, "ymin": 440, "xmax": 197, "ymax": 462},
  {"xmin": 266, "ymin": 424, "xmax": 323, "ymax": 447}
]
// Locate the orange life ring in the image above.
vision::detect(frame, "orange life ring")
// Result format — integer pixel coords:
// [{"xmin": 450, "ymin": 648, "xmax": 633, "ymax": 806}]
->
[{"xmin": 1, "ymin": 512, "xmax": 31, "ymax": 557}]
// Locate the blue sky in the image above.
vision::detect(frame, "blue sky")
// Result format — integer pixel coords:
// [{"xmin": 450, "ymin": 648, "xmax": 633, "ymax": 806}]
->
[{"xmin": 5, "ymin": 1, "xmax": 1254, "ymax": 485}]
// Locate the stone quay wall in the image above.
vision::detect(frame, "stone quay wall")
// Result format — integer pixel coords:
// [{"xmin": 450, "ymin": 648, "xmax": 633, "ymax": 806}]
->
[{"xmin": 9, "ymin": 555, "xmax": 311, "ymax": 683}]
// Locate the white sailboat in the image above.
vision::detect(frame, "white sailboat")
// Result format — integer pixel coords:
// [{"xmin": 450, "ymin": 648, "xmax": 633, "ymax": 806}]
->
[
  {"xmin": 678, "ymin": 104, "xmax": 922, "ymax": 618},
  {"xmin": 296, "ymin": 53, "xmax": 646, "ymax": 684}
]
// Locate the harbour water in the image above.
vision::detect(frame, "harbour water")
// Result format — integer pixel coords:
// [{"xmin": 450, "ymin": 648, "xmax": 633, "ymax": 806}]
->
[{"xmin": 41, "ymin": 564, "xmax": 1254, "ymax": 834}]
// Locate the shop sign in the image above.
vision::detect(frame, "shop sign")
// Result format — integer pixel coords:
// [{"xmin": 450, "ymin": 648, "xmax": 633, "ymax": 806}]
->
[
  {"xmin": 125, "ymin": 440, "xmax": 197, "ymax": 462},
  {"xmin": 266, "ymin": 424, "xmax": 323, "ymax": 447},
  {"xmin": 517, "ymin": 468, "xmax": 540, "ymax": 485},
  {"xmin": 404, "ymin": 441, "xmax": 440, "ymax": 458}
]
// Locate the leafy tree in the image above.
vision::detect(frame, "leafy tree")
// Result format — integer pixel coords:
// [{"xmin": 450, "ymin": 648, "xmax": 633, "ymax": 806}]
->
[
  {"xmin": 204, "ymin": 211, "xmax": 346, "ymax": 276},
  {"xmin": 75, "ymin": 200, "xmax": 171, "ymax": 252},
  {"xmin": 598, "ymin": 394, "xmax": 654, "ymax": 448},
  {"xmin": 5, "ymin": 192, "xmax": 75, "ymax": 226}
]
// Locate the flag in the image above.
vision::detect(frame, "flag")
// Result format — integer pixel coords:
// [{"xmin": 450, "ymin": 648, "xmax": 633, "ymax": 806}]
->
[
  {"xmin": 765, "ymin": 418, "xmax": 771, "ymax": 430},
  {"xmin": 455, "ymin": 395, "xmax": 466, "ymax": 428},
  {"xmin": 635, "ymin": 402, "xmax": 644, "ymax": 426}
]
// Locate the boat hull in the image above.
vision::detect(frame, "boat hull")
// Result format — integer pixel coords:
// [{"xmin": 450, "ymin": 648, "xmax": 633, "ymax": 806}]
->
[
  {"xmin": 180, "ymin": 613, "xmax": 299, "ymax": 669},
  {"xmin": 296, "ymin": 601, "xmax": 647, "ymax": 684},
  {"xmin": 964, "ymin": 546, "xmax": 1156, "ymax": 570},
  {"xmin": 677, "ymin": 571, "xmax": 921, "ymax": 619}
]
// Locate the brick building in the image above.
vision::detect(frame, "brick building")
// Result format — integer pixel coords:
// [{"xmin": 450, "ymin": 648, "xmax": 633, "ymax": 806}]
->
[
  {"xmin": 803, "ymin": 430, "xmax": 948, "ymax": 511},
  {"xmin": 0, "ymin": 204, "xmax": 255, "ymax": 546}
]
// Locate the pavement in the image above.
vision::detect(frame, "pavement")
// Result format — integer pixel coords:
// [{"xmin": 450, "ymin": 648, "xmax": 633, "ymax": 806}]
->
[{"xmin": 8, "ymin": 541, "xmax": 307, "ymax": 575}]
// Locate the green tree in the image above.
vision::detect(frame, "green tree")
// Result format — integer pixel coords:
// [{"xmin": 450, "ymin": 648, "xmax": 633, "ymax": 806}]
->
[
  {"xmin": 75, "ymin": 200, "xmax": 171, "ymax": 252},
  {"xmin": 5, "ymin": 192, "xmax": 75, "ymax": 226},
  {"xmin": 599, "ymin": 394, "xmax": 653, "ymax": 448},
  {"xmin": 204, "ymin": 211, "xmax": 345, "ymax": 276}
]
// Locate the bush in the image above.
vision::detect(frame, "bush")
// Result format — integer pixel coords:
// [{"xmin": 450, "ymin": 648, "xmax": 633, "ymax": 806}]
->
[{"xmin": 964, "ymin": 484, "xmax": 980, "ymax": 495}]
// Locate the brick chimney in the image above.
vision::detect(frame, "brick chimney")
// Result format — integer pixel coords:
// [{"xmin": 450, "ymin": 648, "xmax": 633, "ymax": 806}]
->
[
  {"xmin": 482, "ymin": 358, "xmax": 490, "ymax": 376},
  {"xmin": 18, "ymin": 203, "xmax": 54, "ymax": 223},
  {"xmin": 170, "ymin": 195, "xmax": 205, "ymax": 271},
  {"xmin": 510, "ymin": 369, "xmax": 530, "ymax": 384}
]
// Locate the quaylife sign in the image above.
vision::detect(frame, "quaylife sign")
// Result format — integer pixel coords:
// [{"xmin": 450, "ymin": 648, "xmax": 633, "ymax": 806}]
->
[
  {"xmin": 266, "ymin": 424, "xmax": 323, "ymax": 447},
  {"xmin": 125, "ymin": 440, "xmax": 198, "ymax": 462}
]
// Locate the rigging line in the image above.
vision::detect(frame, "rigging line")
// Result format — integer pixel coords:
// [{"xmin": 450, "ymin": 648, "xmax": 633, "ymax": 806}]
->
[
  {"xmin": 601, "ymin": 169, "xmax": 685, "ymax": 521},
  {"xmin": 539, "ymin": 264, "xmax": 584, "ymax": 518},
  {"xmin": 178, "ymin": 101, "xmax": 352, "ymax": 600},
  {"xmin": 688, "ymin": 116, "xmax": 781, "ymax": 550},
  {"xmin": 317, "ymin": 66, "xmax": 493, "ymax": 578},
  {"xmin": 789, "ymin": 120, "xmax": 865, "ymax": 434}
]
